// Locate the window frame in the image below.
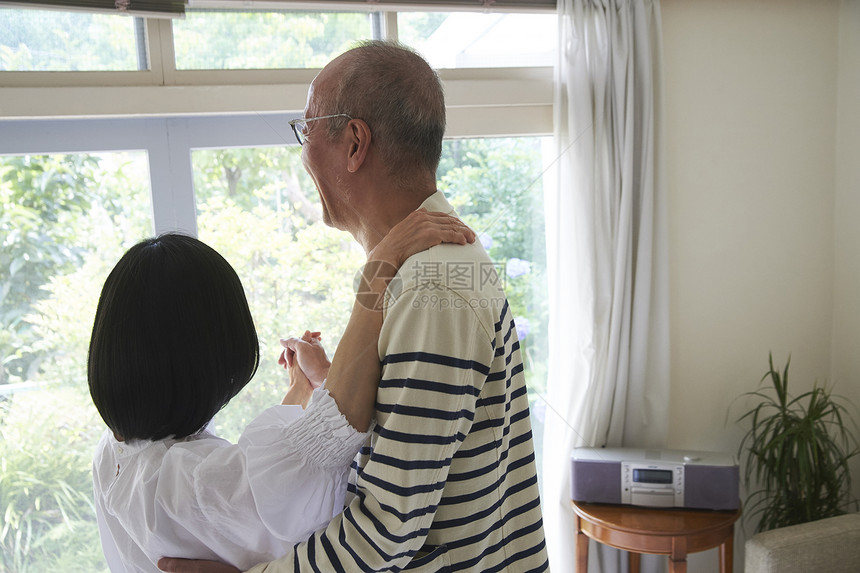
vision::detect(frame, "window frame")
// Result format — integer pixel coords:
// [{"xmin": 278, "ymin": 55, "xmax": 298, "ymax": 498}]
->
[
  {"xmin": 0, "ymin": 7, "xmax": 554, "ymax": 564},
  {"xmin": 0, "ymin": 10, "xmax": 554, "ymax": 137},
  {"xmin": 0, "ymin": 4, "xmax": 555, "ymax": 238},
  {"xmin": 0, "ymin": 113, "xmax": 305, "ymax": 235}
]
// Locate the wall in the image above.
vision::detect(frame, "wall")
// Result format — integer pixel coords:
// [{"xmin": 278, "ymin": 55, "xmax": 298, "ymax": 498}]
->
[
  {"xmin": 833, "ymin": 0, "xmax": 860, "ymax": 511},
  {"xmin": 662, "ymin": 0, "xmax": 850, "ymax": 570}
]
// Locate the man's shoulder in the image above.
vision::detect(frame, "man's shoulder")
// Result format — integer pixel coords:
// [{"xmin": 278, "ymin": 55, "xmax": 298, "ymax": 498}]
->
[
  {"xmin": 397, "ymin": 242, "xmax": 504, "ymax": 298},
  {"xmin": 385, "ymin": 241, "xmax": 510, "ymax": 341}
]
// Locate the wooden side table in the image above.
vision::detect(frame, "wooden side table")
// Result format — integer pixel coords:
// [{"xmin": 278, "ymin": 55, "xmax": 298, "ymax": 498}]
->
[{"xmin": 571, "ymin": 500, "xmax": 742, "ymax": 573}]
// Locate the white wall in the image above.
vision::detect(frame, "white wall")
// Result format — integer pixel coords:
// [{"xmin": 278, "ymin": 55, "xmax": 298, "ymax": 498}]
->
[
  {"xmin": 833, "ymin": 0, "xmax": 860, "ymax": 513},
  {"xmin": 661, "ymin": 0, "xmax": 858, "ymax": 570}
]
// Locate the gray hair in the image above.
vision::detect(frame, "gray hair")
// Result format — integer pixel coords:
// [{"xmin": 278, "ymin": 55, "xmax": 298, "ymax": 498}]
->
[{"xmin": 322, "ymin": 40, "xmax": 446, "ymax": 185}]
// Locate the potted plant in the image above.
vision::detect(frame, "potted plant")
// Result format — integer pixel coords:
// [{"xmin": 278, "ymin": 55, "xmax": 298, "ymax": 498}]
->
[{"xmin": 735, "ymin": 353, "xmax": 860, "ymax": 533}]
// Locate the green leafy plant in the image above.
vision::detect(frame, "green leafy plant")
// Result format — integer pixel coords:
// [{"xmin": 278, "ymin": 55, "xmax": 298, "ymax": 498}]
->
[
  {"xmin": 736, "ymin": 353, "xmax": 860, "ymax": 533},
  {"xmin": 0, "ymin": 386, "xmax": 107, "ymax": 573}
]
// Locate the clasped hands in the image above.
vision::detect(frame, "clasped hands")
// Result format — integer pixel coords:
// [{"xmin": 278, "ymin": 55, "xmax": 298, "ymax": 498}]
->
[{"xmin": 278, "ymin": 330, "xmax": 331, "ymax": 407}]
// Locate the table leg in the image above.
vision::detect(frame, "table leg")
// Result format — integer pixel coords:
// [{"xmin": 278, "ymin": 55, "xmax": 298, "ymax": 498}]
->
[
  {"xmin": 719, "ymin": 525, "xmax": 734, "ymax": 573},
  {"xmin": 628, "ymin": 551, "xmax": 640, "ymax": 573},
  {"xmin": 575, "ymin": 514, "xmax": 588, "ymax": 573},
  {"xmin": 669, "ymin": 536, "xmax": 688, "ymax": 573}
]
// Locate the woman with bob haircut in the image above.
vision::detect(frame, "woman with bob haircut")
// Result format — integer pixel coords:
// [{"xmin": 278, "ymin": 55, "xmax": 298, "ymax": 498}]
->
[{"xmin": 88, "ymin": 210, "xmax": 474, "ymax": 573}]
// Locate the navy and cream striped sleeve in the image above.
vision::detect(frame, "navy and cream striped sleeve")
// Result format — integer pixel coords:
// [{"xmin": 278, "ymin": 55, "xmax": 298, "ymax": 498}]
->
[
  {"xmin": 350, "ymin": 280, "xmax": 495, "ymax": 568},
  {"xmin": 246, "ymin": 222, "xmax": 548, "ymax": 572},
  {"xmin": 246, "ymin": 270, "xmax": 496, "ymax": 572}
]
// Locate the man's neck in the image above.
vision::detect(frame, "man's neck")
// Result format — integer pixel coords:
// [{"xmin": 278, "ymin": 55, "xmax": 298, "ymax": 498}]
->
[{"xmin": 353, "ymin": 187, "xmax": 437, "ymax": 254}]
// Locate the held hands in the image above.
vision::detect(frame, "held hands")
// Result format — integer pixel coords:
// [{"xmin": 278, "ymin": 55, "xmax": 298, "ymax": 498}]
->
[
  {"xmin": 278, "ymin": 330, "xmax": 331, "ymax": 388},
  {"xmin": 280, "ymin": 358, "xmax": 314, "ymax": 408}
]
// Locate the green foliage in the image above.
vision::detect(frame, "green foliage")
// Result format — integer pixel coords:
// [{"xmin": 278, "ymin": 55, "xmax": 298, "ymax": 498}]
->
[
  {"xmin": 192, "ymin": 147, "xmax": 318, "ymax": 223},
  {"xmin": 2, "ymin": 7, "xmax": 376, "ymax": 72},
  {"xmin": 192, "ymin": 146, "xmax": 364, "ymax": 440},
  {"xmin": 0, "ymin": 9, "xmax": 139, "ymax": 71},
  {"xmin": 0, "ymin": 153, "xmax": 150, "ymax": 386},
  {"xmin": 173, "ymin": 11, "xmax": 371, "ymax": 70},
  {"xmin": 0, "ymin": 152, "xmax": 149, "ymax": 571},
  {"xmin": 197, "ymin": 192, "xmax": 363, "ymax": 441},
  {"xmin": 736, "ymin": 353, "xmax": 860, "ymax": 533},
  {"xmin": 1, "ymin": 155, "xmax": 96, "ymax": 384},
  {"xmin": 439, "ymin": 138, "xmax": 546, "ymax": 265},
  {"xmin": 197, "ymin": 138, "xmax": 550, "ymax": 436},
  {"xmin": 0, "ymin": 386, "xmax": 107, "ymax": 573},
  {"xmin": 398, "ymin": 13, "xmax": 448, "ymax": 46},
  {"xmin": 438, "ymin": 137, "xmax": 549, "ymax": 397}
]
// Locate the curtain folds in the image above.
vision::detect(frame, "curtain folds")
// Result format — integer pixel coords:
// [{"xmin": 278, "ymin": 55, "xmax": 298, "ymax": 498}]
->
[{"xmin": 542, "ymin": 0, "xmax": 669, "ymax": 570}]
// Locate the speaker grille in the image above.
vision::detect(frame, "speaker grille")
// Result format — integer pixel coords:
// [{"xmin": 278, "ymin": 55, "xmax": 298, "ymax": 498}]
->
[
  {"xmin": 571, "ymin": 460, "xmax": 621, "ymax": 504},
  {"xmin": 684, "ymin": 465, "xmax": 739, "ymax": 510}
]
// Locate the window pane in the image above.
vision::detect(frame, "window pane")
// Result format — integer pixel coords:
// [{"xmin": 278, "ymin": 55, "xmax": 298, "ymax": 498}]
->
[
  {"xmin": 174, "ymin": 10, "xmax": 376, "ymax": 70},
  {"xmin": 193, "ymin": 137, "xmax": 548, "ymax": 489},
  {"xmin": 192, "ymin": 145, "xmax": 364, "ymax": 440},
  {"xmin": 437, "ymin": 136, "xmax": 549, "ymax": 489},
  {"xmin": 0, "ymin": 8, "xmax": 145, "ymax": 71},
  {"xmin": 0, "ymin": 152, "xmax": 153, "ymax": 571},
  {"xmin": 399, "ymin": 13, "xmax": 557, "ymax": 68}
]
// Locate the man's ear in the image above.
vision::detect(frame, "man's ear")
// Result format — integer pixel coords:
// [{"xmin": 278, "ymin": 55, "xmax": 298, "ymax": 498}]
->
[{"xmin": 346, "ymin": 119, "xmax": 371, "ymax": 173}]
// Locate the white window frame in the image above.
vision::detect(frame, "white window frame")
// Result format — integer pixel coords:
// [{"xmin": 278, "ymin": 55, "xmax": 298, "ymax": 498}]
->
[
  {"xmin": 0, "ymin": 113, "xmax": 304, "ymax": 235},
  {"xmin": 0, "ymin": 5, "xmax": 555, "ymax": 232},
  {"xmin": 0, "ymin": 6, "xmax": 554, "ymax": 547},
  {"xmin": 0, "ymin": 11, "xmax": 554, "ymax": 137}
]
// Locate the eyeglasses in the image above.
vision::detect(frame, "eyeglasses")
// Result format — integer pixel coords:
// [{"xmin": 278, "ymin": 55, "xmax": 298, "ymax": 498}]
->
[{"xmin": 289, "ymin": 113, "xmax": 353, "ymax": 146}]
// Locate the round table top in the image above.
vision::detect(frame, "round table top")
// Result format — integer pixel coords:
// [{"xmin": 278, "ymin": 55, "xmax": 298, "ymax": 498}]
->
[{"xmin": 571, "ymin": 500, "xmax": 742, "ymax": 537}]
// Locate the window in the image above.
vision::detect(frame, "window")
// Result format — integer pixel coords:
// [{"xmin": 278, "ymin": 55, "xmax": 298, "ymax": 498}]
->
[
  {"xmin": 191, "ymin": 144, "xmax": 366, "ymax": 438},
  {"xmin": 0, "ymin": 127, "xmax": 551, "ymax": 573},
  {"xmin": 437, "ymin": 137, "xmax": 550, "ymax": 480},
  {"xmin": 188, "ymin": 138, "xmax": 549, "ymax": 452},
  {"xmin": 398, "ymin": 12, "xmax": 557, "ymax": 68},
  {"xmin": 174, "ymin": 10, "xmax": 378, "ymax": 70},
  {"xmin": 0, "ymin": 150, "xmax": 152, "ymax": 572},
  {"xmin": 170, "ymin": 10, "xmax": 557, "ymax": 71},
  {"xmin": 0, "ymin": 8, "xmax": 146, "ymax": 71},
  {"xmin": 0, "ymin": 2, "xmax": 555, "ymax": 568}
]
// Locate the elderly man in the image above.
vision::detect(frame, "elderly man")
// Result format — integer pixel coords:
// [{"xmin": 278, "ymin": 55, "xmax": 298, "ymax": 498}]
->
[{"xmin": 160, "ymin": 40, "xmax": 548, "ymax": 573}]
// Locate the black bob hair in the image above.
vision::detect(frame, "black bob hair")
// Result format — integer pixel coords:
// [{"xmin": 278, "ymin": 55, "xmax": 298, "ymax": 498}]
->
[{"xmin": 88, "ymin": 233, "xmax": 259, "ymax": 441}]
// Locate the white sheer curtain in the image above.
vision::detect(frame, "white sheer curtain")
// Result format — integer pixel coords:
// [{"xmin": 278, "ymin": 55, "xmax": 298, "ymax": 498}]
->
[{"xmin": 541, "ymin": 0, "xmax": 670, "ymax": 571}]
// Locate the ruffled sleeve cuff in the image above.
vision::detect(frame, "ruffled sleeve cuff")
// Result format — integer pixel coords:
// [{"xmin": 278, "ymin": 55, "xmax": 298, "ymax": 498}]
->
[{"xmin": 239, "ymin": 386, "xmax": 371, "ymax": 470}]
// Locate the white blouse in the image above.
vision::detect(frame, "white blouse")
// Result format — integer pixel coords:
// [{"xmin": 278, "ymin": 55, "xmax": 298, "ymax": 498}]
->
[{"xmin": 92, "ymin": 387, "xmax": 370, "ymax": 572}]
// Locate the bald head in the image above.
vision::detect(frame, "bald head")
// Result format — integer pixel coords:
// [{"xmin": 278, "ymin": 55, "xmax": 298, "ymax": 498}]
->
[{"xmin": 316, "ymin": 41, "xmax": 446, "ymax": 188}]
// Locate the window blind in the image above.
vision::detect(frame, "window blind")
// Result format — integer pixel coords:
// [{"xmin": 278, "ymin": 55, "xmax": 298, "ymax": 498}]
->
[{"xmin": 0, "ymin": 0, "xmax": 188, "ymax": 18}]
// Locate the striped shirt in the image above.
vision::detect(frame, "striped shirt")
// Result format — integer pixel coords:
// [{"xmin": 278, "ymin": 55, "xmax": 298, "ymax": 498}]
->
[{"xmin": 247, "ymin": 192, "xmax": 548, "ymax": 572}]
